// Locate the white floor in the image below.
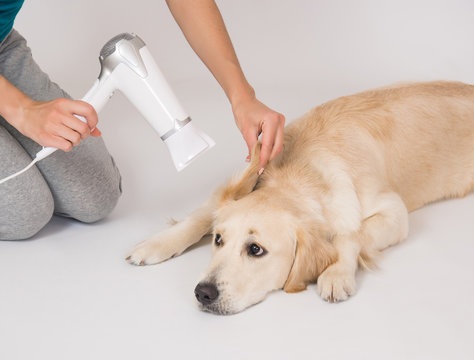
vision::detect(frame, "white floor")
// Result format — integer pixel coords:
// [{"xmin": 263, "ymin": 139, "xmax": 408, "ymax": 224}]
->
[{"xmin": 2, "ymin": 1, "xmax": 474, "ymax": 359}]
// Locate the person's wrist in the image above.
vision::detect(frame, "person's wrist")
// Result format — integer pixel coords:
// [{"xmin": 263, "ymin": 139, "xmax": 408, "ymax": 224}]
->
[
  {"xmin": 2, "ymin": 93, "xmax": 33, "ymax": 131},
  {"xmin": 229, "ymin": 83, "xmax": 256, "ymax": 110}
]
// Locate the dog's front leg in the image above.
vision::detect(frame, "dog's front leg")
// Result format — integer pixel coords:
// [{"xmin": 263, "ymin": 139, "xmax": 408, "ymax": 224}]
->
[
  {"xmin": 126, "ymin": 196, "xmax": 217, "ymax": 266},
  {"xmin": 316, "ymin": 233, "xmax": 360, "ymax": 302},
  {"xmin": 312, "ymin": 155, "xmax": 363, "ymax": 301},
  {"xmin": 316, "ymin": 192, "xmax": 409, "ymax": 302}
]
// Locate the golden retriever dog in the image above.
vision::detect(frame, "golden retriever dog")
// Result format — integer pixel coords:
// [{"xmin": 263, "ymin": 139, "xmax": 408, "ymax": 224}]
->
[{"xmin": 127, "ymin": 81, "xmax": 474, "ymax": 315}]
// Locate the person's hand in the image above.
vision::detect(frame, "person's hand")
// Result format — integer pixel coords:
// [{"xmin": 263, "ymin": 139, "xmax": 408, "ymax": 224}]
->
[
  {"xmin": 16, "ymin": 97, "xmax": 101, "ymax": 152},
  {"xmin": 232, "ymin": 96, "xmax": 285, "ymax": 173},
  {"xmin": 165, "ymin": 1, "xmax": 285, "ymax": 171}
]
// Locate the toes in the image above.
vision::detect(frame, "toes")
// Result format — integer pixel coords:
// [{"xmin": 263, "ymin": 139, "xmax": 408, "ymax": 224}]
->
[
  {"xmin": 125, "ymin": 248, "xmax": 154, "ymax": 266},
  {"xmin": 125, "ymin": 252, "xmax": 146, "ymax": 266},
  {"xmin": 317, "ymin": 266, "xmax": 356, "ymax": 303},
  {"xmin": 125, "ymin": 244, "xmax": 153, "ymax": 266},
  {"xmin": 125, "ymin": 238, "xmax": 180, "ymax": 266}
]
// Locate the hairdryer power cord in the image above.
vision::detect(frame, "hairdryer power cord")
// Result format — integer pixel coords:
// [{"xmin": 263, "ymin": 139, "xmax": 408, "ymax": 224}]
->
[{"xmin": 0, "ymin": 147, "xmax": 55, "ymax": 185}]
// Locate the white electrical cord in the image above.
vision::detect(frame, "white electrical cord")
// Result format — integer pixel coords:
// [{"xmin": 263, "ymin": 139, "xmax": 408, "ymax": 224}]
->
[
  {"xmin": 0, "ymin": 113, "xmax": 86, "ymax": 185},
  {"xmin": 0, "ymin": 147, "xmax": 57, "ymax": 185},
  {"xmin": 0, "ymin": 158, "xmax": 39, "ymax": 185}
]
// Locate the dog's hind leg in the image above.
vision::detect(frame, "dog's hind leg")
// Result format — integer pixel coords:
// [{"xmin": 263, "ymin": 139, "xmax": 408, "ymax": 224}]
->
[
  {"xmin": 126, "ymin": 194, "xmax": 218, "ymax": 266},
  {"xmin": 317, "ymin": 192, "xmax": 408, "ymax": 302},
  {"xmin": 358, "ymin": 192, "xmax": 409, "ymax": 262}
]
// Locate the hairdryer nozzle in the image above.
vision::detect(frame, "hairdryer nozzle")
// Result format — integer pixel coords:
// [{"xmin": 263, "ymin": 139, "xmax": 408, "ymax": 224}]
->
[{"xmin": 163, "ymin": 121, "xmax": 215, "ymax": 171}]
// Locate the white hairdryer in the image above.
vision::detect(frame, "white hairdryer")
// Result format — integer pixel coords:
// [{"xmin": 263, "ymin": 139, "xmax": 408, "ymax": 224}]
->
[
  {"xmin": 44, "ymin": 32, "xmax": 215, "ymax": 171},
  {"xmin": 0, "ymin": 33, "xmax": 215, "ymax": 185}
]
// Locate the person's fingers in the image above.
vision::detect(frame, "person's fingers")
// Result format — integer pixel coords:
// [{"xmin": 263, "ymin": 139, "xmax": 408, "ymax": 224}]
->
[
  {"xmin": 233, "ymin": 98, "xmax": 285, "ymax": 167},
  {"xmin": 40, "ymin": 134, "xmax": 73, "ymax": 152},
  {"xmin": 55, "ymin": 136, "xmax": 73, "ymax": 152},
  {"xmin": 63, "ymin": 115, "xmax": 91, "ymax": 139},
  {"xmin": 259, "ymin": 119, "xmax": 279, "ymax": 170},
  {"xmin": 91, "ymin": 127, "xmax": 102, "ymax": 137},
  {"xmin": 269, "ymin": 114, "xmax": 285, "ymax": 161},
  {"xmin": 54, "ymin": 122, "xmax": 82, "ymax": 147},
  {"xmin": 67, "ymin": 100, "xmax": 98, "ymax": 130},
  {"xmin": 56, "ymin": 99, "xmax": 101, "ymax": 145}
]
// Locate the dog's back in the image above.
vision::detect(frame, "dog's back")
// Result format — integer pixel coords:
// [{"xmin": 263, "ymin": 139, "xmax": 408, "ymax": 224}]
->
[{"xmin": 282, "ymin": 81, "xmax": 474, "ymax": 211}]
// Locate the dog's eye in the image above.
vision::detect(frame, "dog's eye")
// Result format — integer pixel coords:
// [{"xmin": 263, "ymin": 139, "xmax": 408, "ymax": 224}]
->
[
  {"xmin": 248, "ymin": 243, "xmax": 266, "ymax": 257},
  {"xmin": 214, "ymin": 234, "xmax": 223, "ymax": 247}
]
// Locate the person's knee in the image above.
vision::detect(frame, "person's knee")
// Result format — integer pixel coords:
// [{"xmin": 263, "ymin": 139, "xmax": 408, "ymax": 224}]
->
[
  {"xmin": 61, "ymin": 171, "xmax": 122, "ymax": 223},
  {"xmin": 0, "ymin": 190, "xmax": 54, "ymax": 240},
  {"xmin": 76, "ymin": 187, "xmax": 121, "ymax": 223}
]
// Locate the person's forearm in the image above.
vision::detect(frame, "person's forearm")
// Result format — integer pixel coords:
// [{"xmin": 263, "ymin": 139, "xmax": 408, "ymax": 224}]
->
[
  {"xmin": 0, "ymin": 74, "xmax": 31, "ymax": 129},
  {"xmin": 167, "ymin": 0, "xmax": 286, "ymax": 169},
  {"xmin": 166, "ymin": 0, "xmax": 255, "ymax": 106}
]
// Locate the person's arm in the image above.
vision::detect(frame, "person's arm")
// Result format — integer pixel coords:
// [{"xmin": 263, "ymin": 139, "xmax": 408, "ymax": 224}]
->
[
  {"xmin": 166, "ymin": 0, "xmax": 285, "ymax": 172},
  {"xmin": 0, "ymin": 74, "xmax": 100, "ymax": 152}
]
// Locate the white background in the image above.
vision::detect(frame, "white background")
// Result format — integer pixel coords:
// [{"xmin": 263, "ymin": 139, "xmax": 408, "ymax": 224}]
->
[{"xmin": 1, "ymin": 0, "xmax": 473, "ymax": 359}]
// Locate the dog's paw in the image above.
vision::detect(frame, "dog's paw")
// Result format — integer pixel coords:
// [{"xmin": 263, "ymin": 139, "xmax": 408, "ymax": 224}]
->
[
  {"xmin": 317, "ymin": 264, "xmax": 356, "ymax": 303},
  {"xmin": 126, "ymin": 235, "xmax": 181, "ymax": 266}
]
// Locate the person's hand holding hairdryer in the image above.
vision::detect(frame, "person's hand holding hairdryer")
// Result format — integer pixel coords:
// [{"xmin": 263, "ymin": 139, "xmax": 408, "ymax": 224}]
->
[
  {"xmin": 232, "ymin": 96, "xmax": 285, "ymax": 173},
  {"xmin": 0, "ymin": 74, "xmax": 100, "ymax": 152},
  {"xmin": 17, "ymin": 98, "xmax": 101, "ymax": 151}
]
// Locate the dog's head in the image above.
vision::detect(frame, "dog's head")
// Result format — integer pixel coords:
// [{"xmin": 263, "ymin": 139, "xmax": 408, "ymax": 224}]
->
[{"xmin": 194, "ymin": 145, "xmax": 337, "ymax": 315}]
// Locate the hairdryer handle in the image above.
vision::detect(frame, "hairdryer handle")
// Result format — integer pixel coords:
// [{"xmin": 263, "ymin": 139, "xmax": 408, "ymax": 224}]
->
[{"xmin": 34, "ymin": 114, "xmax": 88, "ymax": 161}]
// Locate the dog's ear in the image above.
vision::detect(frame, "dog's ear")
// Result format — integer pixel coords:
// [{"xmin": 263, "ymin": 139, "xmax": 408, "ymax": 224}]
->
[
  {"xmin": 220, "ymin": 142, "xmax": 262, "ymax": 203},
  {"xmin": 283, "ymin": 227, "xmax": 337, "ymax": 293}
]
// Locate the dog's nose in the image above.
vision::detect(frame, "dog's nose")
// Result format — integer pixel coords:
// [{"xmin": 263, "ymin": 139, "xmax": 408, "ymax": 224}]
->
[{"xmin": 194, "ymin": 282, "xmax": 219, "ymax": 305}]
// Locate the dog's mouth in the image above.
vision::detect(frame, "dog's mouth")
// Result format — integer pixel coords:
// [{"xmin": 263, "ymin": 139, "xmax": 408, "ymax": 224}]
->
[{"xmin": 198, "ymin": 302, "xmax": 233, "ymax": 315}]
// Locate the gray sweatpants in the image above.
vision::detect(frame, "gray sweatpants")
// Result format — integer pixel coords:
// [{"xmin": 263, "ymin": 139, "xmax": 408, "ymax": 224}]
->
[{"xmin": 0, "ymin": 29, "xmax": 122, "ymax": 240}]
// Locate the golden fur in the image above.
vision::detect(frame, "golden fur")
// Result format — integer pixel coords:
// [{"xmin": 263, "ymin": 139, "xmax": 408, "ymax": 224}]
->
[{"xmin": 127, "ymin": 81, "xmax": 474, "ymax": 314}]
